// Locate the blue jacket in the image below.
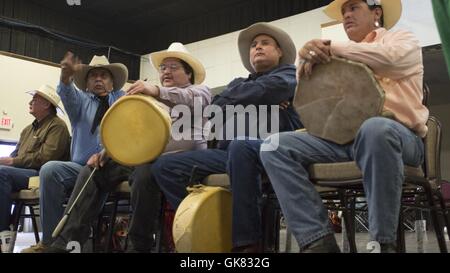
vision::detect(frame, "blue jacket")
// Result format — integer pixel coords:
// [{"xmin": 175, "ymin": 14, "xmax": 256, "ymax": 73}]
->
[
  {"xmin": 212, "ymin": 64, "xmax": 302, "ymax": 149},
  {"xmin": 57, "ymin": 82, "xmax": 124, "ymax": 165}
]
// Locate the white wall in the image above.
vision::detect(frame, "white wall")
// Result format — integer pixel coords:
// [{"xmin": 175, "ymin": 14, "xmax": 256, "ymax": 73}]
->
[
  {"xmin": 321, "ymin": 0, "xmax": 442, "ymax": 47},
  {"xmin": 140, "ymin": 0, "xmax": 442, "ymax": 89},
  {"xmin": 140, "ymin": 7, "xmax": 331, "ymax": 88},
  {"xmin": 394, "ymin": 0, "xmax": 441, "ymax": 47},
  {"xmin": 0, "ymin": 52, "xmax": 71, "ymax": 142}
]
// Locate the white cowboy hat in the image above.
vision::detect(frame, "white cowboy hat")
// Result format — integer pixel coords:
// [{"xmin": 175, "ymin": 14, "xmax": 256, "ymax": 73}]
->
[
  {"xmin": 73, "ymin": 55, "xmax": 128, "ymax": 91},
  {"xmin": 27, "ymin": 84, "xmax": 64, "ymax": 114},
  {"xmin": 324, "ymin": 0, "xmax": 402, "ymax": 30},
  {"xmin": 150, "ymin": 42, "xmax": 206, "ymax": 84},
  {"xmin": 238, "ymin": 22, "xmax": 296, "ymax": 73}
]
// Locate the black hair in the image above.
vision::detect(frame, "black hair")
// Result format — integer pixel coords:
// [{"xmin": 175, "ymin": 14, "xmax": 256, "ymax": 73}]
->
[
  {"xmin": 368, "ymin": 4, "xmax": 384, "ymax": 27},
  {"xmin": 49, "ymin": 105, "xmax": 57, "ymax": 115},
  {"xmin": 179, "ymin": 59, "xmax": 195, "ymax": 84}
]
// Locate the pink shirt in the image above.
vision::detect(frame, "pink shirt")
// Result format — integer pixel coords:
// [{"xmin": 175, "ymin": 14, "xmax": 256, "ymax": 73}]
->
[
  {"xmin": 331, "ymin": 28, "xmax": 429, "ymax": 137},
  {"xmin": 158, "ymin": 83, "xmax": 211, "ymax": 150}
]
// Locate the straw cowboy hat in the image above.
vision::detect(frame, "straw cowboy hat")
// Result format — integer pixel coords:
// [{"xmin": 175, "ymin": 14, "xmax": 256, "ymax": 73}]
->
[
  {"xmin": 324, "ymin": 0, "xmax": 402, "ymax": 30},
  {"xmin": 27, "ymin": 84, "xmax": 64, "ymax": 113},
  {"xmin": 150, "ymin": 42, "xmax": 206, "ymax": 84},
  {"xmin": 238, "ymin": 22, "xmax": 296, "ymax": 73},
  {"xmin": 73, "ymin": 55, "xmax": 128, "ymax": 91}
]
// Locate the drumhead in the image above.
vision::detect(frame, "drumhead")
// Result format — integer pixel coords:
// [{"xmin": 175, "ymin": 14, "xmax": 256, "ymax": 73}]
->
[
  {"xmin": 294, "ymin": 57, "xmax": 385, "ymax": 144},
  {"xmin": 100, "ymin": 95, "xmax": 171, "ymax": 166},
  {"xmin": 173, "ymin": 186, "xmax": 232, "ymax": 253}
]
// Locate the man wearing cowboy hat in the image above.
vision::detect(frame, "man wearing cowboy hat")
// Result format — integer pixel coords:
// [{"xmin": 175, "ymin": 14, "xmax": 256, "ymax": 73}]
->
[
  {"xmin": 261, "ymin": 0, "xmax": 427, "ymax": 253},
  {"xmin": 21, "ymin": 53, "xmax": 128, "ymax": 253},
  {"xmin": 39, "ymin": 43, "xmax": 211, "ymax": 253},
  {"xmin": 0, "ymin": 85, "xmax": 70, "ymax": 252},
  {"xmin": 134, "ymin": 22, "xmax": 302, "ymax": 253}
]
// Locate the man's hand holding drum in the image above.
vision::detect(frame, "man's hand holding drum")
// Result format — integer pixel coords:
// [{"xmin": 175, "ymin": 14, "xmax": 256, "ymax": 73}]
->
[
  {"xmin": 297, "ymin": 39, "xmax": 331, "ymax": 79},
  {"xmin": 126, "ymin": 80, "xmax": 160, "ymax": 97}
]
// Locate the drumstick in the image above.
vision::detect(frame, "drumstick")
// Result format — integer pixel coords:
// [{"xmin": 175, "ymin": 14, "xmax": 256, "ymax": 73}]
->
[{"xmin": 52, "ymin": 167, "xmax": 97, "ymax": 238}]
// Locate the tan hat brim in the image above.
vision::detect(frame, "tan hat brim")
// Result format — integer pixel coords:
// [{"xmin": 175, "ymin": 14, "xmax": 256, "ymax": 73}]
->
[
  {"xmin": 150, "ymin": 51, "xmax": 206, "ymax": 85},
  {"xmin": 238, "ymin": 22, "xmax": 296, "ymax": 73},
  {"xmin": 73, "ymin": 63, "xmax": 128, "ymax": 91},
  {"xmin": 324, "ymin": 0, "xmax": 402, "ymax": 30},
  {"xmin": 27, "ymin": 90, "xmax": 65, "ymax": 114}
]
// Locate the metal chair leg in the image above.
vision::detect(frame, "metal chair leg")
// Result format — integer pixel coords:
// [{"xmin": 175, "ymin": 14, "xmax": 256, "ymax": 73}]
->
[
  {"xmin": 340, "ymin": 190, "xmax": 357, "ymax": 253},
  {"xmin": 435, "ymin": 191, "xmax": 450, "ymax": 241},
  {"xmin": 28, "ymin": 205, "xmax": 40, "ymax": 244},
  {"xmin": 396, "ymin": 205, "xmax": 406, "ymax": 253},
  {"xmin": 285, "ymin": 225, "xmax": 292, "ymax": 253},
  {"xmin": 155, "ymin": 198, "xmax": 168, "ymax": 253},
  {"xmin": 424, "ymin": 186, "xmax": 448, "ymax": 253},
  {"xmin": 11, "ymin": 202, "xmax": 24, "ymax": 232},
  {"xmin": 104, "ymin": 198, "xmax": 119, "ymax": 253}
]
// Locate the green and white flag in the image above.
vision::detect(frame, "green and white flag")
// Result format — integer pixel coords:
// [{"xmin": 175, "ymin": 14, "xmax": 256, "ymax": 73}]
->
[{"xmin": 432, "ymin": 0, "xmax": 450, "ymax": 77}]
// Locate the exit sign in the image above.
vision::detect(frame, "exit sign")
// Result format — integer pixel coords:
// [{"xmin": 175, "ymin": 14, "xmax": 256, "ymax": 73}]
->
[{"xmin": 0, "ymin": 116, "xmax": 12, "ymax": 130}]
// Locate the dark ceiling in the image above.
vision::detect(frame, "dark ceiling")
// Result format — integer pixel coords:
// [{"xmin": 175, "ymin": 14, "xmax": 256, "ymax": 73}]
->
[
  {"xmin": 52, "ymin": 0, "xmax": 248, "ymax": 30},
  {"xmin": 24, "ymin": 0, "xmax": 332, "ymax": 54},
  {"xmin": 29, "ymin": 0, "xmax": 248, "ymax": 34}
]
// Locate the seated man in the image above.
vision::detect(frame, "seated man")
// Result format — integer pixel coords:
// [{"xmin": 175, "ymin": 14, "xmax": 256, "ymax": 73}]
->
[
  {"xmin": 261, "ymin": 0, "xmax": 427, "ymax": 253},
  {"xmin": 21, "ymin": 54, "xmax": 128, "ymax": 253},
  {"xmin": 130, "ymin": 22, "xmax": 302, "ymax": 252},
  {"xmin": 45, "ymin": 43, "xmax": 211, "ymax": 252},
  {"xmin": 0, "ymin": 85, "xmax": 70, "ymax": 252}
]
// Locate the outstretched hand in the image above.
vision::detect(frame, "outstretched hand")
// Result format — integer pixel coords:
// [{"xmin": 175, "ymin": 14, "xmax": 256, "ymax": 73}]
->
[{"xmin": 60, "ymin": 51, "xmax": 82, "ymax": 85}]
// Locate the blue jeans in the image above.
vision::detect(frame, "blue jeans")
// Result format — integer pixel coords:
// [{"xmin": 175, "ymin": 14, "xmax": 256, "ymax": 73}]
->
[
  {"xmin": 150, "ymin": 139, "xmax": 265, "ymax": 248},
  {"xmin": 260, "ymin": 117, "xmax": 424, "ymax": 248},
  {"xmin": 127, "ymin": 162, "xmax": 162, "ymax": 252},
  {"xmin": 0, "ymin": 166, "xmax": 38, "ymax": 231},
  {"xmin": 227, "ymin": 140, "xmax": 265, "ymax": 247},
  {"xmin": 51, "ymin": 160, "xmax": 132, "ymax": 250},
  {"xmin": 39, "ymin": 161, "xmax": 82, "ymax": 244}
]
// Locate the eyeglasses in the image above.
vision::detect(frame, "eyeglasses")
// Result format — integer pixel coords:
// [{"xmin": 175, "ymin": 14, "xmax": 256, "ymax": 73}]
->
[
  {"xmin": 30, "ymin": 97, "xmax": 44, "ymax": 104},
  {"xmin": 158, "ymin": 63, "xmax": 181, "ymax": 73}
]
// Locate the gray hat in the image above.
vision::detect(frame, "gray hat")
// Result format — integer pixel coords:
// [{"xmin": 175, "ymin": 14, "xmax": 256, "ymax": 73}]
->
[{"xmin": 238, "ymin": 22, "xmax": 296, "ymax": 73}]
